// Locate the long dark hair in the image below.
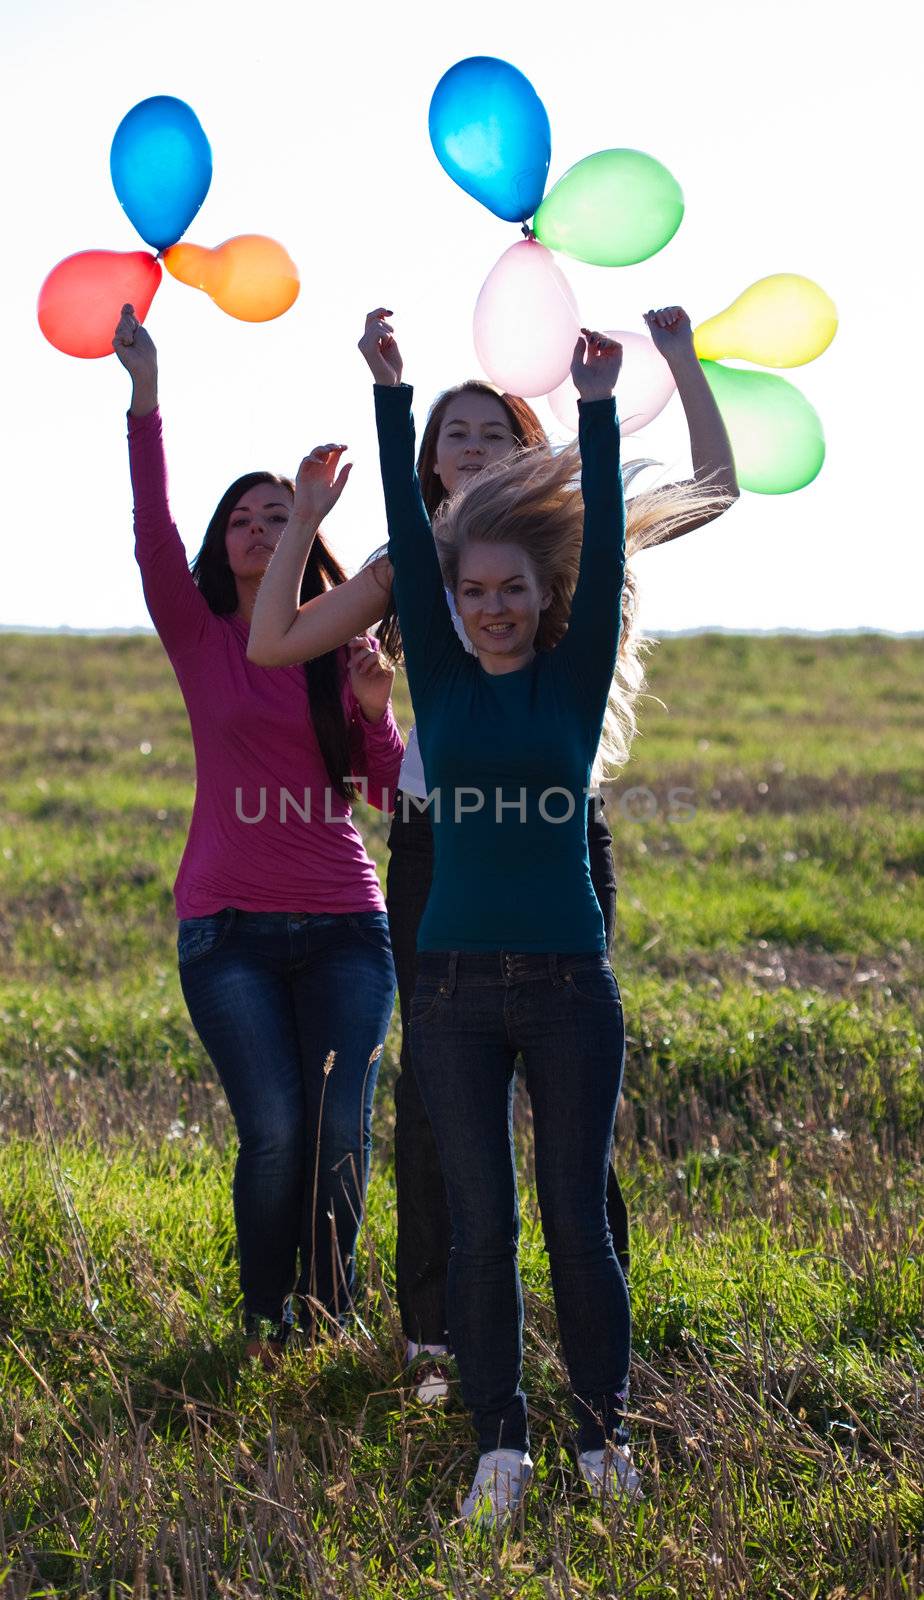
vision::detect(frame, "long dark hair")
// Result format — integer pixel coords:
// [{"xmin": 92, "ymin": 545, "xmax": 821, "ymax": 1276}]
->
[
  {"xmin": 191, "ymin": 471, "xmax": 359, "ymax": 802},
  {"xmin": 373, "ymin": 382, "xmax": 548, "ymax": 664}
]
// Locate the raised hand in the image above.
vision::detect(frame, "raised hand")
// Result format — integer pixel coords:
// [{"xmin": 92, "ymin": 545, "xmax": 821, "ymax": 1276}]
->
[
  {"xmin": 112, "ymin": 304, "xmax": 158, "ymax": 416},
  {"xmin": 571, "ymin": 328, "xmax": 623, "ymax": 402},
  {"xmin": 348, "ymin": 633, "xmax": 395, "ymax": 723},
  {"xmin": 293, "ymin": 445, "xmax": 353, "ymax": 527},
  {"xmin": 643, "ymin": 305, "xmax": 695, "ymax": 366},
  {"xmin": 358, "ymin": 307, "xmax": 403, "ymax": 386}
]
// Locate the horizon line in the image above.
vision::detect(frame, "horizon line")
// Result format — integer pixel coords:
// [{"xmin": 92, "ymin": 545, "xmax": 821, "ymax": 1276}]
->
[{"xmin": 1, "ymin": 625, "xmax": 922, "ymax": 641}]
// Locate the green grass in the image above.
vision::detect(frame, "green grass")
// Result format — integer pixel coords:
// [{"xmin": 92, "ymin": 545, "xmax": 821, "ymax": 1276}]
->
[{"xmin": 0, "ymin": 630, "xmax": 922, "ymax": 1598}]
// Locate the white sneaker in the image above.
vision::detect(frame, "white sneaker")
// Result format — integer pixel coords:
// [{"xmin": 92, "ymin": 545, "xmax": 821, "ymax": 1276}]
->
[
  {"xmin": 405, "ymin": 1341, "xmax": 451, "ymax": 1404},
  {"xmin": 461, "ymin": 1449, "xmax": 533, "ymax": 1526},
  {"xmin": 578, "ymin": 1443, "xmax": 644, "ymax": 1503}
]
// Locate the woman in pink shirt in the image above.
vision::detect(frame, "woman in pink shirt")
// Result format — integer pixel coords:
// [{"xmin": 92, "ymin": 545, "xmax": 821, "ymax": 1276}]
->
[{"xmin": 113, "ymin": 305, "xmax": 403, "ymax": 1364}]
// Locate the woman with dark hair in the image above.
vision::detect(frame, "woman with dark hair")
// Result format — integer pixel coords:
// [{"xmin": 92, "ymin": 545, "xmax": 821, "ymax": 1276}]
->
[
  {"xmin": 249, "ymin": 309, "xmax": 737, "ymax": 1400},
  {"xmin": 112, "ymin": 305, "xmax": 403, "ymax": 1364}
]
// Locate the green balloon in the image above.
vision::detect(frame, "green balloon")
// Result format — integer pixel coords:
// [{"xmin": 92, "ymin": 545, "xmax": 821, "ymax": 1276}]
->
[
  {"xmin": 700, "ymin": 362, "xmax": 825, "ymax": 494},
  {"xmin": 533, "ymin": 148, "xmax": 684, "ymax": 266}
]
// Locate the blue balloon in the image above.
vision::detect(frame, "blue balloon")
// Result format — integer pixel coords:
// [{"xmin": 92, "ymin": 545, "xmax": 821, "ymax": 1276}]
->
[
  {"xmin": 429, "ymin": 57, "xmax": 551, "ymax": 223},
  {"xmin": 110, "ymin": 96, "xmax": 212, "ymax": 251}
]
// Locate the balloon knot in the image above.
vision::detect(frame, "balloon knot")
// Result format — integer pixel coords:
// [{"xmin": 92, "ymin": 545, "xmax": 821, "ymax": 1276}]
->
[{"xmin": 521, "ymin": 223, "xmax": 533, "ymax": 239}]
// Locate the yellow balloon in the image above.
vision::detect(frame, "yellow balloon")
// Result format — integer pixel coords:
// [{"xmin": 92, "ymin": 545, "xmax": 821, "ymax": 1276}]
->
[
  {"xmin": 694, "ymin": 274, "xmax": 837, "ymax": 368},
  {"xmin": 163, "ymin": 235, "xmax": 299, "ymax": 322}
]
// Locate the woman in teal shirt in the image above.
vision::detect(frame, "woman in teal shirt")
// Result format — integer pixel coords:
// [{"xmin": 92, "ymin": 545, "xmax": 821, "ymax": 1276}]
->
[
  {"xmin": 249, "ymin": 308, "xmax": 737, "ymax": 1420},
  {"xmin": 361, "ymin": 308, "xmax": 636, "ymax": 1526}
]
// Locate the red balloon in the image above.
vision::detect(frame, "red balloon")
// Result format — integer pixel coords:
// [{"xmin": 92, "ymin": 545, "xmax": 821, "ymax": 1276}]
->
[{"xmin": 37, "ymin": 250, "xmax": 161, "ymax": 359}]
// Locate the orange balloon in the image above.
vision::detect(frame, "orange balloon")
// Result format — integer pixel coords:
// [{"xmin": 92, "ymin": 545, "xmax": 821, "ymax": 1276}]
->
[
  {"xmin": 38, "ymin": 250, "xmax": 161, "ymax": 358},
  {"xmin": 163, "ymin": 234, "xmax": 299, "ymax": 322}
]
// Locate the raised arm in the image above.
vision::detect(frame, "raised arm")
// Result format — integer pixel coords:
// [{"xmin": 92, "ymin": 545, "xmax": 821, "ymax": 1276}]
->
[
  {"xmin": 557, "ymin": 331, "xmax": 626, "ymax": 692},
  {"xmin": 643, "ymin": 305, "xmax": 739, "ymax": 542},
  {"xmin": 247, "ymin": 442, "xmax": 392, "ymax": 665},
  {"xmin": 358, "ymin": 309, "xmax": 464, "ymax": 698},
  {"xmin": 113, "ymin": 305, "xmax": 214, "ymax": 655}
]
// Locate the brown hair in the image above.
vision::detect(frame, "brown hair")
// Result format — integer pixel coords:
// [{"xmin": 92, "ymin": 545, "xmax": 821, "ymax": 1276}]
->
[{"xmin": 192, "ymin": 472, "xmax": 359, "ymax": 801}]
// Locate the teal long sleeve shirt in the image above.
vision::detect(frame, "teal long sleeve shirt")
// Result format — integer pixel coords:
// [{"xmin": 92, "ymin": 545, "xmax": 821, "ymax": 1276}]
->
[{"xmin": 375, "ymin": 383, "xmax": 625, "ymax": 953}]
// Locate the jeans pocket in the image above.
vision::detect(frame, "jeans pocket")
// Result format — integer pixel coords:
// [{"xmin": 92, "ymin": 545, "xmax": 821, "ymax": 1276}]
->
[
  {"xmin": 347, "ymin": 911, "xmax": 393, "ymax": 952},
  {"xmin": 562, "ymin": 959, "xmax": 622, "ymax": 1007},
  {"xmin": 177, "ymin": 910, "xmax": 234, "ymax": 968},
  {"xmin": 409, "ymin": 967, "xmax": 451, "ymax": 1026}
]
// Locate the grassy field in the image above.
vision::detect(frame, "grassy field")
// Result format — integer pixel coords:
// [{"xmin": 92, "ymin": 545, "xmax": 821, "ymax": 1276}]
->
[{"xmin": 0, "ymin": 630, "xmax": 922, "ymax": 1598}]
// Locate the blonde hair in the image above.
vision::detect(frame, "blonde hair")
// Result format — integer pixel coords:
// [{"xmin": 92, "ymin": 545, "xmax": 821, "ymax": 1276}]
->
[{"xmin": 434, "ymin": 442, "xmax": 733, "ymax": 779}]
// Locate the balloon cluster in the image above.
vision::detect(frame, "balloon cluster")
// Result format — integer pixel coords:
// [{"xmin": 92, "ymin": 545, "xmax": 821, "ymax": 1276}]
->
[
  {"xmin": 430, "ymin": 57, "xmax": 684, "ymax": 403},
  {"xmin": 37, "ymin": 96, "xmax": 300, "ymax": 360},
  {"xmin": 693, "ymin": 275, "xmax": 835, "ymax": 493},
  {"xmin": 430, "ymin": 57, "xmax": 837, "ymax": 493}
]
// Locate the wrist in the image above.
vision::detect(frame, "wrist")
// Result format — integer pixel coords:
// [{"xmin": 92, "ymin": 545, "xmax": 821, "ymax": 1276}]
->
[
  {"xmin": 287, "ymin": 512, "xmax": 321, "ymax": 539},
  {"xmin": 129, "ymin": 382, "xmax": 158, "ymax": 418},
  {"xmin": 661, "ymin": 343, "xmax": 699, "ymax": 374}
]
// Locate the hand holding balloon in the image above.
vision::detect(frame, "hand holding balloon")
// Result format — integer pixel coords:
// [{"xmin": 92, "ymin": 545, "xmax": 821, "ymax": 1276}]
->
[
  {"xmin": 38, "ymin": 251, "xmax": 161, "ymax": 361},
  {"xmin": 571, "ymin": 329, "xmax": 623, "ymax": 402},
  {"xmin": 643, "ymin": 306, "xmax": 696, "ymax": 367},
  {"xmin": 112, "ymin": 304, "xmax": 158, "ymax": 417},
  {"xmin": 358, "ymin": 308, "xmax": 403, "ymax": 387},
  {"xmin": 293, "ymin": 446, "xmax": 353, "ymax": 528},
  {"xmin": 547, "ymin": 326, "xmax": 675, "ymax": 436}
]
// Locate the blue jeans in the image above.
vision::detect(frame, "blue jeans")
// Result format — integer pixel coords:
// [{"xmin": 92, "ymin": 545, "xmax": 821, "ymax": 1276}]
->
[
  {"xmin": 410, "ymin": 950, "xmax": 630, "ymax": 1455},
  {"xmin": 178, "ymin": 908, "xmax": 396, "ymax": 1329},
  {"xmin": 386, "ymin": 794, "xmax": 629, "ymax": 1346}
]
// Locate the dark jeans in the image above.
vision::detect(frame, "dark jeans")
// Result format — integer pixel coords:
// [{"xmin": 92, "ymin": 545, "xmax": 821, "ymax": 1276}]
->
[
  {"xmin": 411, "ymin": 949, "xmax": 631, "ymax": 1455},
  {"xmin": 386, "ymin": 793, "xmax": 629, "ymax": 1345},
  {"xmin": 178, "ymin": 908, "xmax": 395, "ymax": 1328}
]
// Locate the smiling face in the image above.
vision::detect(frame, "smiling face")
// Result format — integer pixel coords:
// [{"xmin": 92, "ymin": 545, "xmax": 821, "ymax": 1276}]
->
[
  {"xmin": 224, "ymin": 481, "xmax": 293, "ymax": 579},
  {"xmin": 434, "ymin": 391, "xmax": 520, "ymax": 496},
  {"xmin": 455, "ymin": 541, "xmax": 551, "ymax": 674}
]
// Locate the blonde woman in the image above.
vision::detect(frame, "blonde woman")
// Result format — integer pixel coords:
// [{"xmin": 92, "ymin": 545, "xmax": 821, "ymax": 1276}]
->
[
  {"xmin": 354, "ymin": 307, "xmax": 736, "ymax": 1525},
  {"xmin": 355, "ymin": 312, "xmax": 632, "ymax": 1523},
  {"xmin": 248, "ymin": 310, "xmax": 737, "ymax": 1408}
]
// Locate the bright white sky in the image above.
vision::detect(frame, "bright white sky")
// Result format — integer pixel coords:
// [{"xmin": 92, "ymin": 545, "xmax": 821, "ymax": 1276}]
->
[{"xmin": 4, "ymin": 0, "xmax": 919, "ymax": 632}]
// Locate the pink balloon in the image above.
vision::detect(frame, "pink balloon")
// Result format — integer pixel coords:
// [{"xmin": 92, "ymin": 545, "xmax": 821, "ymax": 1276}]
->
[
  {"xmin": 473, "ymin": 238, "xmax": 580, "ymax": 398},
  {"xmin": 547, "ymin": 329, "xmax": 676, "ymax": 435}
]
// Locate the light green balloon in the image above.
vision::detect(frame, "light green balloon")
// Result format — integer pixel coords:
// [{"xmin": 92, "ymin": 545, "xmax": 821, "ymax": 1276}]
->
[
  {"xmin": 700, "ymin": 361, "xmax": 825, "ymax": 494},
  {"xmin": 533, "ymin": 148, "xmax": 684, "ymax": 266}
]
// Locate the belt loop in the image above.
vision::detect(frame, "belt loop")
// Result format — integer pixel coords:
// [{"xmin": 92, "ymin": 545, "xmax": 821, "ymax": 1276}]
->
[
  {"xmin": 445, "ymin": 950, "xmax": 458, "ymax": 997},
  {"xmin": 548, "ymin": 952, "xmax": 561, "ymax": 986}
]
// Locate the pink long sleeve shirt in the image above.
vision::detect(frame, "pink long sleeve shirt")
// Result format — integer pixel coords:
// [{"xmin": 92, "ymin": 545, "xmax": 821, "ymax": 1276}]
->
[{"xmin": 128, "ymin": 408, "xmax": 404, "ymax": 919}]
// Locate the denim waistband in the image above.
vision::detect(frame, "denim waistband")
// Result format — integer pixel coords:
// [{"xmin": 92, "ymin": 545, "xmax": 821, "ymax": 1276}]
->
[{"xmin": 416, "ymin": 949, "xmax": 609, "ymax": 988}]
